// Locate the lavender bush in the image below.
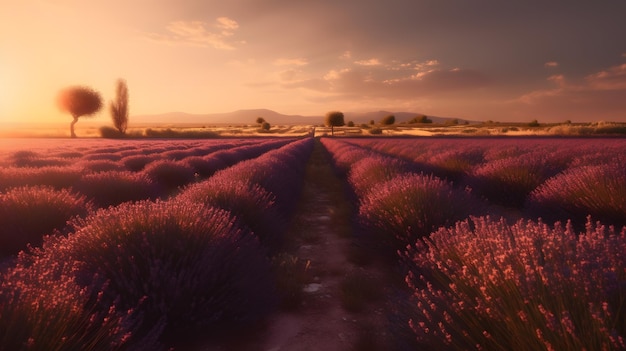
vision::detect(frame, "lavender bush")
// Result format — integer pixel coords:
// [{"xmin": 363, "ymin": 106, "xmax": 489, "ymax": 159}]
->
[
  {"xmin": 0, "ymin": 166, "xmax": 83, "ymax": 191},
  {"xmin": 175, "ymin": 178, "xmax": 285, "ymax": 252},
  {"xmin": 0, "ymin": 186, "xmax": 91, "ymax": 256},
  {"xmin": 0, "ymin": 247, "xmax": 163, "ymax": 351},
  {"xmin": 526, "ymin": 163, "xmax": 626, "ymax": 228},
  {"xmin": 74, "ymin": 171, "xmax": 158, "ymax": 208},
  {"xmin": 469, "ymin": 154, "xmax": 564, "ymax": 208},
  {"xmin": 141, "ymin": 160, "xmax": 196, "ymax": 195},
  {"xmin": 347, "ymin": 156, "xmax": 415, "ymax": 198},
  {"xmin": 358, "ymin": 173, "xmax": 484, "ymax": 255},
  {"xmin": 402, "ymin": 216, "xmax": 625, "ymax": 350},
  {"xmin": 64, "ymin": 200, "xmax": 277, "ymax": 339}
]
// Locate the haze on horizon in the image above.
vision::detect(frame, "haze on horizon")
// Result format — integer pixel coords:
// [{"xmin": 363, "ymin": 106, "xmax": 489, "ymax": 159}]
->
[{"xmin": 1, "ymin": 0, "xmax": 626, "ymax": 126}]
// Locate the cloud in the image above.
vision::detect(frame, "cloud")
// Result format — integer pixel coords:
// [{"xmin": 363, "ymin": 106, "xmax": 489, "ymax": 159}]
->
[
  {"xmin": 585, "ymin": 63, "xmax": 626, "ymax": 90},
  {"xmin": 273, "ymin": 58, "xmax": 309, "ymax": 66},
  {"xmin": 514, "ymin": 61, "xmax": 626, "ymax": 120},
  {"xmin": 144, "ymin": 17, "xmax": 241, "ymax": 50},
  {"xmin": 354, "ymin": 58, "xmax": 381, "ymax": 66},
  {"xmin": 284, "ymin": 60, "xmax": 490, "ymax": 101},
  {"xmin": 544, "ymin": 61, "xmax": 559, "ymax": 68}
]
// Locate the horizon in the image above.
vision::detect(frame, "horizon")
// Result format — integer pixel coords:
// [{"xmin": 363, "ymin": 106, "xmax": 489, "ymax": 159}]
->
[{"xmin": 2, "ymin": 1, "xmax": 626, "ymax": 125}]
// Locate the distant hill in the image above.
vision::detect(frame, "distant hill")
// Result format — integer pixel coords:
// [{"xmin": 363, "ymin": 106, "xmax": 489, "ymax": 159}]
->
[
  {"xmin": 132, "ymin": 109, "xmax": 320, "ymax": 126},
  {"xmin": 131, "ymin": 109, "xmax": 472, "ymax": 126}
]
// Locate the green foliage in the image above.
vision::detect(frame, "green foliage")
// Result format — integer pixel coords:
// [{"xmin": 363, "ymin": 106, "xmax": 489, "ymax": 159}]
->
[
  {"xmin": 109, "ymin": 79, "xmax": 129, "ymax": 134},
  {"xmin": 347, "ymin": 121, "xmax": 355, "ymax": 127},
  {"xmin": 56, "ymin": 85, "xmax": 103, "ymax": 138},
  {"xmin": 261, "ymin": 121, "xmax": 271, "ymax": 131},
  {"xmin": 369, "ymin": 128, "xmax": 382, "ymax": 135},
  {"xmin": 325, "ymin": 111, "xmax": 345, "ymax": 136},
  {"xmin": 99, "ymin": 126, "xmax": 125, "ymax": 138},
  {"xmin": 256, "ymin": 117, "xmax": 265, "ymax": 124},
  {"xmin": 528, "ymin": 119, "xmax": 540, "ymax": 127},
  {"xmin": 381, "ymin": 114, "xmax": 395, "ymax": 125},
  {"xmin": 409, "ymin": 115, "xmax": 433, "ymax": 124}
]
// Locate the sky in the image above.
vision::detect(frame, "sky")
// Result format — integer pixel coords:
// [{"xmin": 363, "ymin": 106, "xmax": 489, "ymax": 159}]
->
[{"xmin": 1, "ymin": 0, "xmax": 626, "ymax": 125}]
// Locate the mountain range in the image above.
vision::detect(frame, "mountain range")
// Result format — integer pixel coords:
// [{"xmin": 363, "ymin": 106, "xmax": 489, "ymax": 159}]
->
[{"xmin": 131, "ymin": 109, "xmax": 468, "ymax": 126}]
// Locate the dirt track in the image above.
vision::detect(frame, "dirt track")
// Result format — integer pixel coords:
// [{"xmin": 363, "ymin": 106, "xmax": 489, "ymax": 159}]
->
[{"xmin": 195, "ymin": 139, "xmax": 391, "ymax": 351}]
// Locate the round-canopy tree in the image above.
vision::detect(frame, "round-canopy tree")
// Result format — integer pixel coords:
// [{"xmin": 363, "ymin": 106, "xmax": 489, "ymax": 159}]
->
[
  {"xmin": 110, "ymin": 79, "xmax": 129, "ymax": 135},
  {"xmin": 381, "ymin": 114, "xmax": 395, "ymax": 125},
  {"xmin": 56, "ymin": 86, "xmax": 102, "ymax": 138},
  {"xmin": 325, "ymin": 111, "xmax": 345, "ymax": 136}
]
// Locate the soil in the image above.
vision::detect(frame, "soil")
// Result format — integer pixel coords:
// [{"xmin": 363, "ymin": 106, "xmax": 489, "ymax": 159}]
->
[{"xmin": 192, "ymin": 139, "xmax": 394, "ymax": 351}]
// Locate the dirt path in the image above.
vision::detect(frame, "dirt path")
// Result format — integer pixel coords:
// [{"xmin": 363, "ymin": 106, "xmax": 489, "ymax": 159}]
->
[{"xmin": 196, "ymin": 139, "xmax": 391, "ymax": 351}]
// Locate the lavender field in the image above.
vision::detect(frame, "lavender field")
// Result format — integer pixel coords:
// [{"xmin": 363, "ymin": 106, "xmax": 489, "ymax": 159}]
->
[{"xmin": 1, "ymin": 136, "xmax": 625, "ymax": 350}]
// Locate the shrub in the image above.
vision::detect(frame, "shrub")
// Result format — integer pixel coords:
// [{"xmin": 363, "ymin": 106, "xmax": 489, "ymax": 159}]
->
[
  {"xmin": 358, "ymin": 173, "xmax": 484, "ymax": 256},
  {"xmin": 181, "ymin": 155, "xmax": 226, "ymax": 178},
  {"xmin": 142, "ymin": 160, "xmax": 196, "ymax": 195},
  {"xmin": 526, "ymin": 164, "xmax": 626, "ymax": 229},
  {"xmin": 121, "ymin": 154, "xmax": 155, "ymax": 172},
  {"xmin": 428, "ymin": 148, "xmax": 484, "ymax": 184},
  {"xmin": 369, "ymin": 128, "xmax": 383, "ymax": 135},
  {"xmin": 79, "ymin": 160, "xmax": 125, "ymax": 173},
  {"xmin": 99, "ymin": 126, "xmax": 126, "ymax": 139},
  {"xmin": 175, "ymin": 178, "xmax": 285, "ymax": 252},
  {"xmin": 347, "ymin": 156, "xmax": 415, "ymax": 197},
  {"xmin": 469, "ymin": 154, "xmax": 563, "ymax": 208},
  {"xmin": 74, "ymin": 171, "xmax": 158, "ymax": 208},
  {"xmin": 402, "ymin": 216, "xmax": 626, "ymax": 350},
  {"xmin": 0, "ymin": 248, "xmax": 162, "ymax": 351},
  {"xmin": 81, "ymin": 152, "xmax": 122, "ymax": 162},
  {"xmin": 0, "ymin": 186, "xmax": 91, "ymax": 256},
  {"xmin": 0, "ymin": 166, "xmax": 83, "ymax": 191},
  {"xmin": 63, "ymin": 200, "xmax": 277, "ymax": 340},
  {"xmin": 8, "ymin": 151, "xmax": 71, "ymax": 168}
]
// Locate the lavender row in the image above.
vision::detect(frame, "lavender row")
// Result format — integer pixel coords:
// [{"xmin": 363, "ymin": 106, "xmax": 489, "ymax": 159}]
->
[
  {"xmin": 321, "ymin": 137, "xmax": 626, "ymax": 350},
  {"xmin": 343, "ymin": 137, "xmax": 626, "ymax": 228},
  {"xmin": 0, "ymin": 139, "xmax": 297, "ymax": 259},
  {"xmin": 0, "ymin": 137, "xmax": 314, "ymax": 349},
  {"xmin": 320, "ymin": 137, "xmax": 487, "ymax": 255}
]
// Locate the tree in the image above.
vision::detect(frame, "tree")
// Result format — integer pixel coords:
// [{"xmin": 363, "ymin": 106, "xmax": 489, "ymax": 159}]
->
[
  {"xmin": 256, "ymin": 117, "xmax": 265, "ymax": 124},
  {"xmin": 325, "ymin": 111, "xmax": 344, "ymax": 136},
  {"xmin": 410, "ymin": 115, "xmax": 432, "ymax": 124},
  {"xmin": 261, "ymin": 121, "xmax": 271, "ymax": 131},
  {"xmin": 56, "ymin": 86, "xmax": 102, "ymax": 138},
  {"xmin": 110, "ymin": 79, "xmax": 129, "ymax": 135},
  {"xmin": 381, "ymin": 114, "xmax": 395, "ymax": 125}
]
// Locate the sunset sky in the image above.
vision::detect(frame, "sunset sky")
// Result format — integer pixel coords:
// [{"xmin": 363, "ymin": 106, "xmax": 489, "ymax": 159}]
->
[{"xmin": 1, "ymin": 0, "xmax": 626, "ymax": 125}]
